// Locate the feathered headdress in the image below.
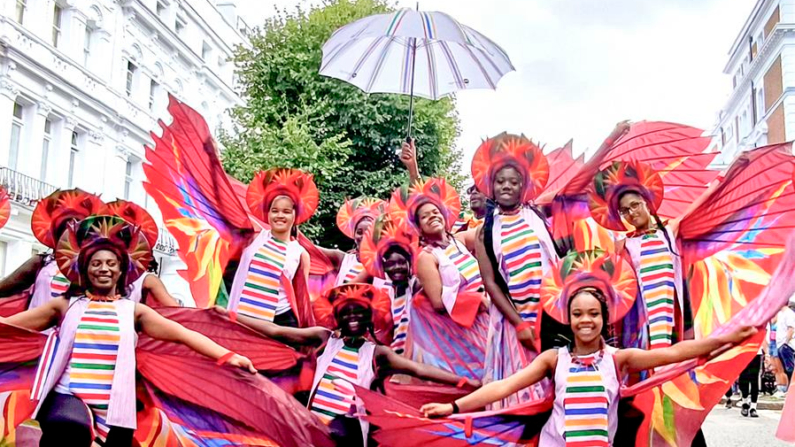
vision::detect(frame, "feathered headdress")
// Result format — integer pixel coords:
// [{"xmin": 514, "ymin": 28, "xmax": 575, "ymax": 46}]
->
[
  {"xmin": 246, "ymin": 168, "xmax": 319, "ymax": 225},
  {"xmin": 588, "ymin": 160, "xmax": 665, "ymax": 231},
  {"xmin": 471, "ymin": 133, "xmax": 550, "ymax": 204},
  {"xmin": 336, "ymin": 197, "xmax": 387, "ymax": 240},
  {"xmin": 313, "ymin": 283, "xmax": 392, "ymax": 332},
  {"xmin": 32, "ymin": 189, "xmax": 105, "ymax": 248},
  {"xmin": 55, "ymin": 215, "xmax": 153, "ymax": 287},
  {"xmin": 359, "ymin": 214, "xmax": 419, "ymax": 279},
  {"xmin": 104, "ymin": 199, "xmax": 159, "ymax": 248},
  {"xmin": 388, "ymin": 178, "xmax": 461, "ymax": 236},
  {"xmin": 540, "ymin": 249, "xmax": 637, "ymax": 324}
]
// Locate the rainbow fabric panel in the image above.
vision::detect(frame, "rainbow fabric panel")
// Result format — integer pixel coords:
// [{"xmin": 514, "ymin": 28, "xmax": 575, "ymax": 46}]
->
[
  {"xmin": 238, "ymin": 238, "xmax": 288, "ymax": 322},
  {"xmin": 68, "ymin": 301, "xmax": 120, "ymax": 441},
  {"xmin": 443, "ymin": 243, "xmax": 482, "ymax": 293},
  {"xmin": 309, "ymin": 345, "xmax": 360, "ymax": 424},
  {"xmin": 391, "ymin": 293, "xmax": 410, "ymax": 355},
  {"xmin": 341, "ymin": 261, "xmax": 364, "ymax": 284},
  {"xmin": 563, "ymin": 355, "xmax": 609, "ymax": 447},
  {"xmin": 50, "ymin": 273, "xmax": 69, "ymax": 299},
  {"xmin": 499, "ymin": 214, "xmax": 543, "ymax": 323},
  {"xmin": 638, "ymin": 233, "xmax": 676, "ymax": 349}
]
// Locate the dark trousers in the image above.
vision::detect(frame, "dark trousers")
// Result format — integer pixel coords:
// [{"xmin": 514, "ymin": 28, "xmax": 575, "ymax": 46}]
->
[
  {"xmin": 37, "ymin": 392, "xmax": 134, "ymax": 447},
  {"xmin": 739, "ymin": 354, "xmax": 762, "ymax": 404},
  {"xmin": 780, "ymin": 344, "xmax": 795, "ymax": 380}
]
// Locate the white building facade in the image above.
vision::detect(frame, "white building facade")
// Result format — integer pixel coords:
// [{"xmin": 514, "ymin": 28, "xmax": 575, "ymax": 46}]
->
[
  {"xmin": 0, "ymin": 0, "xmax": 249, "ymax": 305},
  {"xmin": 711, "ymin": 0, "xmax": 795, "ymax": 167}
]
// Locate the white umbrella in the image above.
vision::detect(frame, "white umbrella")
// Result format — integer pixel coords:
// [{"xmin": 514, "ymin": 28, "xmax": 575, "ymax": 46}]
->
[{"xmin": 320, "ymin": 8, "xmax": 514, "ymax": 137}]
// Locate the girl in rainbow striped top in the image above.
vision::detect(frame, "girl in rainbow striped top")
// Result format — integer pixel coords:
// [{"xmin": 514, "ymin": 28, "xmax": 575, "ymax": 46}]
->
[{"xmin": 421, "ymin": 250, "xmax": 757, "ymax": 447}]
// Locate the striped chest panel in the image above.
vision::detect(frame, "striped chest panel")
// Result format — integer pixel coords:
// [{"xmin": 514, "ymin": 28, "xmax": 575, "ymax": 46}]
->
[
  {"xmin": 68, "ymin": 301, "xmax": 121, "ymax": 441},
  {"xmin": 499, "ymin": 214, "xmax": 543, "ymax": 323},
  {"xmin": 50, "ymin": 273, "xmax": 69, "ymax": 298},
  {"xmin": 443, "ymin": 243, "xmax": 482, "ymax": 293},
  {"xmin": 563, "ymin": 355, "xmax": 609, "ymax": 447},
  {"xmin": 238, "ymin": 238, "xmax": 288, "ymax": 322},
  {"xmin": 309, "ymin": 345, "xmax": 360, "ymax": 424},
  {"xmin": 341, "ymin": 261, "xmax": 364, "ymax": 284},
  {"xmin": 391, "ymin": 293, "xmax": 410, "ymax": 355},
  {"xmin": 638, "ymin": 233, "xmax": 676, "ymax": 349}
]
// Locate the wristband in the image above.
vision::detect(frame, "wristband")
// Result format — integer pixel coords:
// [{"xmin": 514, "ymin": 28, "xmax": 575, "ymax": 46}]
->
[
  {"xmin": 456, "ymin": 377, "xmax": 468, "ymax": 388},
  {"xmin": 451, "ymin": 401, "xmax": 460, "ymax": 414},
  {"xmin": 216, "ymin": 351, "xmax": 236, "ymax": 366},
  {"xmin": 515, "ymin": 321, "xmax": 533, "ymax": 333}
]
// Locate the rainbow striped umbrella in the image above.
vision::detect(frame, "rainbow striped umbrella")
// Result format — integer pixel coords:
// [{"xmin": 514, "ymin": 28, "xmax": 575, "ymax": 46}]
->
[{"xmin": 320, "ymin": 8, "xmax": 514, "ymax": 136}]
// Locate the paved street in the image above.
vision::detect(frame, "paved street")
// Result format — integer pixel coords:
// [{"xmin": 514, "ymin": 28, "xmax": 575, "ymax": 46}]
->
[{"xmin": 702, "ymin": 406, "xmax": 788, "ymax": 446}]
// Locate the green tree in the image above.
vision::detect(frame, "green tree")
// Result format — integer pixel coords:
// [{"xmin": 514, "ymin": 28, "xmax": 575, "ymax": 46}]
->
[{"xmin": 220, "ymin": 0, "xmax": 462, "ymax": 247}]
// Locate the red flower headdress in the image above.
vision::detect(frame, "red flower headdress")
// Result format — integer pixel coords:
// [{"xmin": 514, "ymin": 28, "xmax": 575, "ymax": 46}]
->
[
  {"xmin": 360, "ymin": 214, "xmax": 419, "ymax": 279},
  {"xmin": 246, "ymin": 168, "xmax": 319, "ymax": 225},
  {"xmin": 104, "ymin": 199, "xmax": 159, "ymax": 248},
  {"xmin": 336, "ymin": 197, "xmax": 387, "ymax": 239},
  {"xmin": 471, "ymin": 133, "xmax": 550, "ymax": 204},
  {"xmin": 0, "ymin": 187, "xmax": 10, "ymax": 230},
  {"xmin": 588, "ymin": 160, "xmax": 665, "ymax": 231},
  {"xmin": 31, "ymin": 189, "xmax": 105, "ymax": 249},
  {"xmin": 55, "ymin": 215, "xmax": 153, "ymax": 288},
  {"xmin": 388, "ymin": 178, "xmax": 461, "ymax": 236},
  {"xmin": 540, "ymin": 249, "xmax": 637, "ymax": 324},
  {"xmin": 313, "ymin": 283, "xmax": 392, "ymax": 332}
]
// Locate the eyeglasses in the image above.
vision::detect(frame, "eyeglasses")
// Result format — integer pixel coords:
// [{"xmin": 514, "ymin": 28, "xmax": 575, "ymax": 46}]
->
[{"xmin": 618, "ymin": 201, "xmax": 644, "ymax": 216}]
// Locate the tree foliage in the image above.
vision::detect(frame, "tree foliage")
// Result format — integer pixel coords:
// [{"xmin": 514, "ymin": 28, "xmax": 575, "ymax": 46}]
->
[{"xmin": 220, "ymin": 0, "xmax": 462, "ymax": 247}]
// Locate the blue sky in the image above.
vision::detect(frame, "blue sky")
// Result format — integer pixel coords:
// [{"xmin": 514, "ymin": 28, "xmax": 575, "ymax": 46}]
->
[{"xmin": 237, "ymin": 0, "xmax": 757, "ymax": 167}]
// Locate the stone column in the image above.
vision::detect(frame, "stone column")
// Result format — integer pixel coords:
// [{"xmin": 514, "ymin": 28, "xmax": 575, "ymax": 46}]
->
[{"xmin": 24, "ymin": 101, "xmax": 52, "ymax": 180}]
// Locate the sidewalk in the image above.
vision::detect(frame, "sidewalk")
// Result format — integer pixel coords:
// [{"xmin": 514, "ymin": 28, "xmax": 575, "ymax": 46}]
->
[{"xmin": 721, "ymin": 394, "xmax": 785, "ymax": 411}]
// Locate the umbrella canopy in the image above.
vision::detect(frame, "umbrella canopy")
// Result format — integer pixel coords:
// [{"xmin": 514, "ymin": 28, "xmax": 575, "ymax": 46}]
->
[{"xmin": 320, "ymin": 8, "xmax": 514, "ymax": 101}]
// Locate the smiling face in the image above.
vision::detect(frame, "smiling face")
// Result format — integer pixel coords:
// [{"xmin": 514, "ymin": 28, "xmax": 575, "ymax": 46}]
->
[
  {"xmin": 568, "ymin": 291, "xmax": 605, "ymax": 345},
  {"xmin": 492, "ymin": 166, "xmax": 523, "ymax": 208},
  {"xmin": 354, "ymin": 217, "xmax": 374, "ymax": 251},
  {"xmin": 87, "ymin": 249, "xmax": 122, "ymax": 294},
  {"xmin": 268, "ymin": 196, "xmax": 296, "ymax": 234},
  {"xmin": 383, "ymin": 248, "xmax": 411, "ymax": 284},
  {"xmin": 617, "ymin": 191, "xmax": 651, "ymax": 230},
  {"xmin": 337, "ymin": 302, "xmax": 371, "ymax": 337},
  {"xmin": 417, "ymin": 202, "xmax": 446, "ymax": 238}
]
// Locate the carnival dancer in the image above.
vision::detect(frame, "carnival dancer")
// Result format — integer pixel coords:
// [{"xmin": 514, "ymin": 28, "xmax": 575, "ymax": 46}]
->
[
  {"xmin": 420, "ymin": 250, "xmax": 758, "ymax": 446},
  {"xmin": 359, "ymin": 214, "xmax": 419, "ymax": 356},
  {"xmin": 388, "ymin": 178, "xmax": 490, "ymax": 379},
  {"xmin": 0, "ymin": 214, "xmax": 265, "ymax": 447},
  {"xmin": 218, "ymin": 283, "xmax": 478, "ymax": 447}
]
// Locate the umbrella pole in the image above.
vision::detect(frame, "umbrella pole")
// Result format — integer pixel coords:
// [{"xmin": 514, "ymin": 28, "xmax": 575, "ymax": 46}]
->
[{"xmin": 406, "ymin": 36, "xmax": 417, "ymax": 143}]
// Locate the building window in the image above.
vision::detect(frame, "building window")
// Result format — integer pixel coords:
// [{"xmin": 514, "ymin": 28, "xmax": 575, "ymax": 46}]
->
[
  {"xmin": 124, "ymin": 160, "xmax": 133, "ymax": 199},
  {"xmin": 9, "ymin": 102, "xmax": 24, "ymax": 171},
  {"xmin": 40, "ymin": 119, "xmax": 51, "ymax": 181},
  {"xmin": 68, "ymin": 131, "xmax": 79, "ymax": 188},
  {"xmin": 15, "ymin": 0, "xmax": 26, "ymax": 23},
  {"xmin": 52, "ymin": 4, "xmax": 63, "ymax": 47},
  {"xmin": 148, "ymin": 79, "xmax": 159, "ymax": 111},
  {"xmin": 156, "ymin": 0, "xmax": 167, "ymax": 18},
  {"xmin": 83, "ymin": 27, "xmax": 92, "ymax": 66},
  {"xmin": 756, "ymin": 87, "xmax": 766, "ymax": 121},
  {"xmin": 175, "ymin": 12, "xmax": 187, "ymax": 36},
  {"xmin": 126, "ymin": 61, "xmax": 137, "ymax": 97},
  {"xmin": 201, "ymin": 41, "xmax": 212, "ymax": 61}
]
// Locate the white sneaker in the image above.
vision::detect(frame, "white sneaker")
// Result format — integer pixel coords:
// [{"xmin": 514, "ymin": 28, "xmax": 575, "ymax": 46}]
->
[{"xmin": 772, "ymin": 390, "xmax": 787, "ymax": 399}]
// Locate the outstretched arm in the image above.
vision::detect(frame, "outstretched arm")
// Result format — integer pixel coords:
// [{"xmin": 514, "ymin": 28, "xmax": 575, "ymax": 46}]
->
[
  {"xmin": 142, "ymin": 275, "xmax": 180, "ymax": 306},
  {"xmin": 421, "ymin": 349, "xmax": 557, "ymax": 417},
  {"xmin": 0, "ymin": 255, "xmax": 44, "ymax": 297},
  {"xmin": 1, "ymin": 298, "xmax": 66, "ymax": 331},
  {"xmin": 136, "ymin": 304, "xmax": 256, "ymax": 372},
  {"xmin": 213, "ymin": 306, "xmax": 329, "ymax": 347},
  {"xmin": 617, "ymin": 326, "xmax": 758, "ymax": 373},
  {"xmin": 399, "ymin": 138, "xmax": 421, "ymax": 183},
  {"xmin": 375, "ymin": 346, "xmax": 479, "ymax": 387},
  {"xmin": 415, "ymin": 251, "xmax": 445, "ymax": 312}
]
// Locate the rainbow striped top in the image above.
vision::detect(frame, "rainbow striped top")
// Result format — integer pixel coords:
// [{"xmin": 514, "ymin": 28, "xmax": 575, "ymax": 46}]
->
[
  {"xmin": 50, "ymin": 273, "xmax": 69, "ymax": 298},
  {"xmin": 443, "ymin": 242, "xmax": 483, "ymax": 293},
  {"xmin": 342, "ymin": 261, "xmax": 364, "ymax": 284},
  {"xmin": 499, "ymin": 213, "xmax": 543, "ymax": 323},
  {"xmin": 237, "ymin": 237, "xmax": 290, "ymax": 322},
  {"xmin": 309, "ymin": 344, "xmax": 360, "ymax": 424},
  {"xmin": 563, "ymin": 353, "xmax": 609, "ymax": 447},
  {"xmin": 62, "ymin": 301, "xmax": 121, "ymax": 441},
  {"xmin": 391, "ymin": 289, "xmax": 411, "ymax": 355},
  {"xmin": 638, "ymin": 232, "xmax": 676, "ymax": 349}
]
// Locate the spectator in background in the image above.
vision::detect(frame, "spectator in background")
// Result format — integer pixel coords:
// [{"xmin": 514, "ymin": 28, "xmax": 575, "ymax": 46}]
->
[
  {"xmin": 776, "ymin": 297, "xmax": 795, "ymax": 394},
  {"xmin": 770, "ymin": 316, "xmax": 789, "ymax": 398}
]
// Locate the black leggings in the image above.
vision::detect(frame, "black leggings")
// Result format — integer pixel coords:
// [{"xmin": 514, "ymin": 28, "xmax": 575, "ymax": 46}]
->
[
  {"xmin": 739, "ymin": 354, "xmax": 763, "ymax": 404},
  {"xmin": 37, "ymin": 392, "xmax": 134, "ymax": 447}
]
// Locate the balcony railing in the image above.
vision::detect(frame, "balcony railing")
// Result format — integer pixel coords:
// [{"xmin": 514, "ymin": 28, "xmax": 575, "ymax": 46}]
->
[
  {"xmin": 154, "ymin": 226, "xmax": 177, "ymax": 256},
  {"xmin": 0, "ymin": 167, "xmax": 57, "ymax": 206}
]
